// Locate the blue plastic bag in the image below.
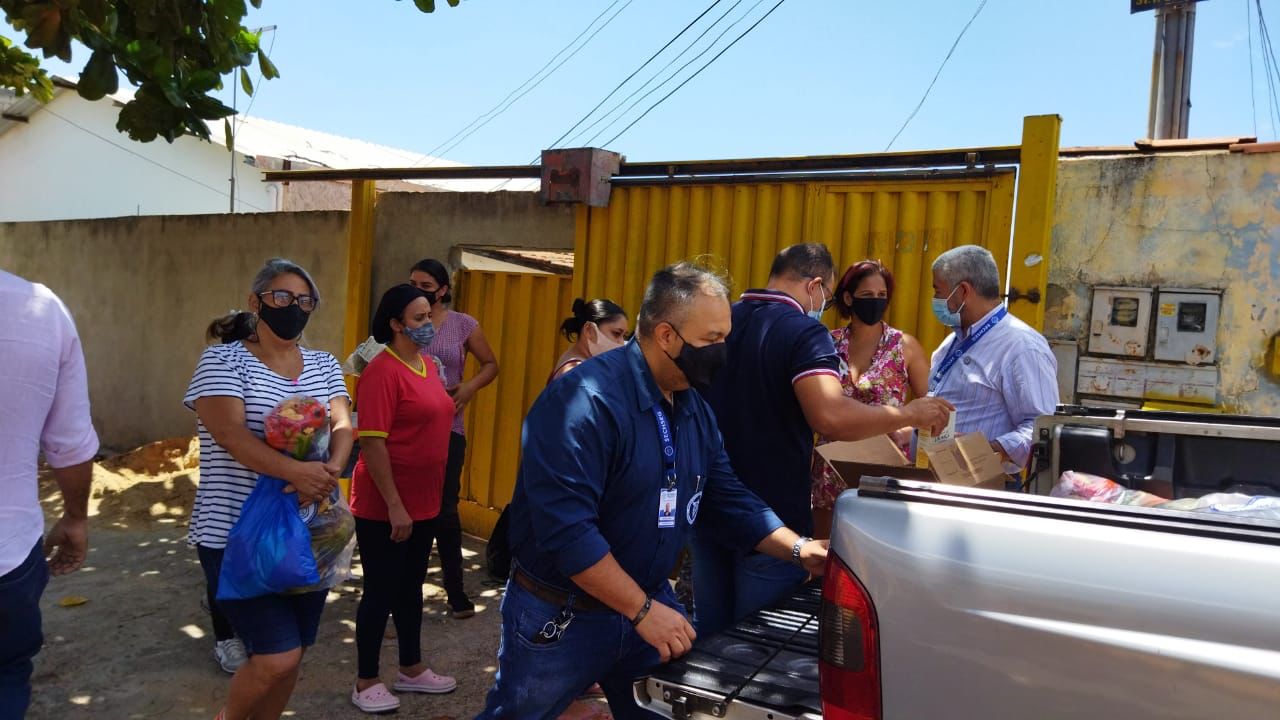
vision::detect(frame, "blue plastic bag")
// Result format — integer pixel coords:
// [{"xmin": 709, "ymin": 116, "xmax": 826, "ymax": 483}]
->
[{"xmin": 216, "ymin": 475, "xmax": 321, "ymax": 601}]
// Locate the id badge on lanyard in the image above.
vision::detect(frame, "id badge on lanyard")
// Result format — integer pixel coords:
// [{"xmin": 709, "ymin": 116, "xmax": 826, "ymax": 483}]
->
[{"xmin": 654, "ymin": 406, "xmax": 678, "ymax": 529}]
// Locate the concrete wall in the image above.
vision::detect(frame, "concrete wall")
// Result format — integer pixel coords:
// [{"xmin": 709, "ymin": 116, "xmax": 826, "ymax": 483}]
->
[
  {"xmin": 0, "ymin": 212, "xmax": 349, "ymax": 450},
  {"xmin": 0, "ymin": 92, "xmax": 278, "ymax": 221},
  {"xmin": 370, "ymin": 191, "xmax": 575, "ymax": 302},
  {"xmin": 1046, "ymin": 151, "xmax": 1280, "ymax": 414}
]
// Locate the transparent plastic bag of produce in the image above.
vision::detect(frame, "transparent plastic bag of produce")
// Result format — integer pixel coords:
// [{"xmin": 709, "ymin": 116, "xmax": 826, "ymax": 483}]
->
[
  {"xmin": 217, "ymin": 475, "xmax": 321, "ymax": 601},
  {"xmin": 1157, "ymin": 493, "xmax": 1280, "ymax": 521},
  {"xmin": 264, "ymin": 395, "xmax": 331, "ymax": 461},
  {"xmin": 1051, "ymin": 471, "xmax": 1168, "ymax": 507},
  {"xmin": 294, "ymin": 486, "xmax": 357, "ymax": 592}
]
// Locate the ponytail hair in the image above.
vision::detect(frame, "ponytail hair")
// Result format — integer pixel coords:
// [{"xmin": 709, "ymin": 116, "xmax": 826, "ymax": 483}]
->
[
  {"xmin": 207, "ymin": 311, "xmax": 256, "ymax": 344},
  {"xmin": 560, "ymin": 297, "xmax": 627, "ymax": 341}
]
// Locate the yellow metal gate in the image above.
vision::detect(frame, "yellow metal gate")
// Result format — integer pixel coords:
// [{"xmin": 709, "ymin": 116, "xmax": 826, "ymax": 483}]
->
[
  {"xmin": 454, "ymin": 269, "xmax": 574, "ymax": 538},
  {"xmin": 573, "ymin": 173, "xmax": 1016, "ymax": 354}
]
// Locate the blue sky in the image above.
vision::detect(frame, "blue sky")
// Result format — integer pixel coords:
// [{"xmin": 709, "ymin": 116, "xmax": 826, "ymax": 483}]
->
[{"xmin": 32, "ymin": 0, "xmax": 1278, "ymax": 164}]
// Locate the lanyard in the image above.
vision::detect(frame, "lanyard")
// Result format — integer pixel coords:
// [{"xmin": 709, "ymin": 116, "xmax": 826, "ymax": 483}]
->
[
  {"xmin": 653, "ymin": 405, "xmax": 678, "ymax": 489},
  {"xmin": 929, "ymin": 307, "xmax": 1007, "ymax": 393}
]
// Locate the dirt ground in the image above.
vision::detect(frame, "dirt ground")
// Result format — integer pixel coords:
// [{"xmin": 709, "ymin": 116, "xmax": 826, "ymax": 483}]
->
[{"xmin": 29, "ymin": 438, "xmax": 611, "ymax": 720}]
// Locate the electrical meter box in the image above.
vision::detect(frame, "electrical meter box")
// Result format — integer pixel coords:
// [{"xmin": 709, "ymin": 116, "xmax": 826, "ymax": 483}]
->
[
  {"xmin": 1088, "ymin": 287, "xmax": 1153, "ymax": 357},
  {"xmin": 1154, "ymin": 289, "xmax": 1220, "ymax": 365}
]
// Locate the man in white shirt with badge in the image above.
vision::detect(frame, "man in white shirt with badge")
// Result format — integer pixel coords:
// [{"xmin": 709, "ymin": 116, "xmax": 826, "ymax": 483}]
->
[{"xmin": 928, "ymin": 245, "xmax": 1058, "ymax": 473}]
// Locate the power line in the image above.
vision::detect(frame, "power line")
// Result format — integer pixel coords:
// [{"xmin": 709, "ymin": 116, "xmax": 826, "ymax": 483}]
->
[
  {"xmin": 884, "ymin": 0, "xmax": 989, "ymax": 152},
  {"xmin": 233, "ymin": 27, "xmax": 278, "ymax": 213},
  {"xmin": 600, "ymin": 0, "xmax": 791, "ymax": 148},
  {"xmin": 564, "ymin": 0, "xmax": 751, "ymax": 149},
  {"xmin": 411, "ymin": 0, "xmax": 633, "ymax": 166},
  {"xmin": 42, "ymin": 107, "xmax": 267, "ymax": 211},
  {"xmin": 544, "ymin": 0, "xmax": 728, "ymax": 153},
  {"xmin": 1256, "ymin": 0, "xmax": 1280, "ymax": 138},
  {"xmin": 1247, "ymin": 0, "xmax": 1258, "ymax": 137}
]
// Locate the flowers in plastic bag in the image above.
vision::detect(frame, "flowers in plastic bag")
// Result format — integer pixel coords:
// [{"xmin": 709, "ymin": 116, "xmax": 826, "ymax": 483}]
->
[{"xmin": 264, "ymin": 396, "xmax": 330, "ymax": 461}]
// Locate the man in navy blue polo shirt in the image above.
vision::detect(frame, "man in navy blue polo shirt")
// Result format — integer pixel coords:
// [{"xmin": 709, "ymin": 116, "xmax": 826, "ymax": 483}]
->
[
  {"xmin": 695, "ymin": 243, "xmax": 953, "ymax": 636},
  {"xmin": 477, "ymin": 262, "xmax": 828, "ymax": 720}
]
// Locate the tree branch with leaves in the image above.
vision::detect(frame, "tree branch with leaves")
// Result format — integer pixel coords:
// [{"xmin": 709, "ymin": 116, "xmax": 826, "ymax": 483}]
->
[{"xmin": 0, "ymin": 0, "xmax": 459, "ymax": 142}]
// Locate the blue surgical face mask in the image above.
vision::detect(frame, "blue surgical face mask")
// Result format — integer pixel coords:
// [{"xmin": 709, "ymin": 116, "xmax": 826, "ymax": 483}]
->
[
  {"xmin": 403, "ymin": 321, "xmax": 436, "ymax": 349},
  {"xmin": 931, "ymin": 286, "xmax": 965, "ymax": 328},
  {"xmin": 808, "ymin": 282, "xmax": 829, "ymax": 321}
]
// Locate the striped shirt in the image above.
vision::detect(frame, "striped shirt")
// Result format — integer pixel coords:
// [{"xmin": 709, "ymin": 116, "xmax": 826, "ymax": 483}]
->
[
  {"xmin": 425, "ymin": 310, "xmax": 479, "ymax": 436},
  {"xmin": 929, "ymin": 305, "xmax": 1059, "ymax": 470},
  {"xmin": 183, "ymin": 342, "xmax": 349, "ymax": 548}
]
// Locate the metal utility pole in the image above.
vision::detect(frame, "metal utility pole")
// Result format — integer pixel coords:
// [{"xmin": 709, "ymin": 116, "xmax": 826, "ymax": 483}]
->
[{"xmin": 1142, "ymin": 1, "xmax": 1202, "ymax": 139}]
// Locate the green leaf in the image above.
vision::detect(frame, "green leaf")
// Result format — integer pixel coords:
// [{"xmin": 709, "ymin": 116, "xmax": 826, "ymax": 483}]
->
[
  {"xmin": 225, "ymin": 118, "xmax": 234, "ymax": 151},
  {"xmin": 187, "ymin": 69, "xmax": 221, "ymax": 94},
  {"xmin": 239, "ymin": 66, "xmax": 253, "ymax": 95},
  {"xmin": 257, "ymin": 50, "xmax": 279, "ymax": 80},
  {"xmin": 414, "ymin": 0, "xmax": 437, "ymax": 12},
  {"xmin": 250, "ymin": 0, "xmax": 263, "ymax": 7},
  {"xmin": 78, "ymin": 49, "xmax": 119, "ymax": 101},
  {"xmin": 448, "ymin": 0, "xmax": 461, "ymax": 6}
]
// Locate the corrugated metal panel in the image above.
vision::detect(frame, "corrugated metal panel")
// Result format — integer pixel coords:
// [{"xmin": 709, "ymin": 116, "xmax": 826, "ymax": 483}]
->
[
  {"xmin": 453, "ymin": 269, "xmax": 574, "ymax": 537},
  {"xmin": 574, "ymin": 173, "xmax": 1016, "ymax": 355}
]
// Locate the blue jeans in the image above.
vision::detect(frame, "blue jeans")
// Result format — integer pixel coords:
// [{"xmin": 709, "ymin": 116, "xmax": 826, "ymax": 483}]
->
[
  {"xmin": 0, "ymin": 541, "xmax": 50, "ymax": 719},
  {"xmin": 476, "ymin": 580, "xmax": 675, "ymax": 720},
  {"xmin": 690, "ymin": 536, "xmax": 807, "ymax": 637}
]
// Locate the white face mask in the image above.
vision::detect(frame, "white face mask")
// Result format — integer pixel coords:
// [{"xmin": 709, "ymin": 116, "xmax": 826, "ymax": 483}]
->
[{"xmin": 585, "ymin": 322, "xmax": 625, "ymax": 357}]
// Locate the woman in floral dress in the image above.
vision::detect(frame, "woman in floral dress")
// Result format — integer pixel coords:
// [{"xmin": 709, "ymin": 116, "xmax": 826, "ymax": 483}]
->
[{"xmin": 810, "ymin": 260, "xmax": 930, "ymax": 538}]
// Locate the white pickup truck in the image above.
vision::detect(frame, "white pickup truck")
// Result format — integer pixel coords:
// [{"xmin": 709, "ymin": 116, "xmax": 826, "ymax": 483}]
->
[{"xmin": 637, "ymin": 408, "xmax": 1280, "ymax": 719}]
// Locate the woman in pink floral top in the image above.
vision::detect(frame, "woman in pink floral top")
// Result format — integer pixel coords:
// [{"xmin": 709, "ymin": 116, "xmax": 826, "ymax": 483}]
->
[{"xmin": 810, "ymin": 260, "xmax": 930, "ymax": 537}]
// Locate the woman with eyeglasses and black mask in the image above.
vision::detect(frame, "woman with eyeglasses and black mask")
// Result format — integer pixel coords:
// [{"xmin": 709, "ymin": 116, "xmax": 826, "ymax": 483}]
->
[
  {"xmin": 808, "ymin": 260, "xmax": 929, "ymax": 538},
  {"xmin": 185, "ymin": 258, "xmax": 353, "ymax": 720}
]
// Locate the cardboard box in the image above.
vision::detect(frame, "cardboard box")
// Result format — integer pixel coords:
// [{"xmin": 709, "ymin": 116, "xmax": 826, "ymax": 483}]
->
[
  {"xmin": 921, "ymin": 433, "xmax": 1011, "ymax": 491},
  {"xmin": 817, "ymin": 432, "xmax": 1011, "ymax": 491}
]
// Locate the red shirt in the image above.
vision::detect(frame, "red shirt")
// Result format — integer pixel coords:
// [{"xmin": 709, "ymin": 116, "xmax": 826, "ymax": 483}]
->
[{"xmin": 351, "ymin": 348, "xmax": 454, "ymax": 522}]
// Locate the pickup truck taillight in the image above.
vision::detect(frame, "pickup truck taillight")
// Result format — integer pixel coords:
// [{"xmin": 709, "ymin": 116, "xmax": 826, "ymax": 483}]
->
[{"xmin": 819, "ymin": 553, "xmax": 881, "ymax": 720}]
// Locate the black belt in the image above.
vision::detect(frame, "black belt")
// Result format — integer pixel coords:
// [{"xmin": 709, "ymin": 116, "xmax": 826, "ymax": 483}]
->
[{"xmin": 512, "ymin": 568, "xmax": 611, "ymax": 613}]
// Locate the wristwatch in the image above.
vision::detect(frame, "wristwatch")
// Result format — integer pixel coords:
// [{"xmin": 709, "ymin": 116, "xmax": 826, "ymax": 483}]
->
[{"xmin": 792, "ymin": 536, "xmax": 811, "ymax": 566}]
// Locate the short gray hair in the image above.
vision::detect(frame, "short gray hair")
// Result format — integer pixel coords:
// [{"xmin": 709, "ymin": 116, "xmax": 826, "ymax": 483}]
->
[
  {"xmin": 932, "ymin": 245, "xmax": 1001, "ymax": 299},
  {"xmin": 252, "ymin": 257, "xmax": 320, "ymax": 301},
  {"xmin": 638, "ymin": 262, "xmax": 730, "ymax": 337}
]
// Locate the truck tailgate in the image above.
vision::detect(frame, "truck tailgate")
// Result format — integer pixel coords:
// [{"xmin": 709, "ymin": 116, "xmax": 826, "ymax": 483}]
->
[
  {"xmin": 837, "ymin": 478, "xmax": 1280, "ymax": 720},
  {"xmin": 635, "ymin": 582, "xmax": 823, "ymax": 720}
]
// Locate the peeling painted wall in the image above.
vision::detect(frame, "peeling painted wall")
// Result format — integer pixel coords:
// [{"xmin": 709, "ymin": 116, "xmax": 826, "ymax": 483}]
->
[{"xmin": 1046, "ymin": 151, "xmax": 1280, "ymax": 413}]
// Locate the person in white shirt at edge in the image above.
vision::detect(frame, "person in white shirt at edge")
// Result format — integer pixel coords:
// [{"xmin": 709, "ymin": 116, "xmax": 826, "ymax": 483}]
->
[
  {"xmin": 928, "ymin": 245, "xmax": 1059, "ymax": 474},
  {"xmin": 0, "ymin": 271, "xmax": 99, "ymax": 719}
]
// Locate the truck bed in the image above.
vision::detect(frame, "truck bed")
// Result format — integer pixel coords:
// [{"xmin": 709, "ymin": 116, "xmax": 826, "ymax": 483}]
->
[{"xmin": 635, "ymin": 582, "xmax": 823, "ymax": 720}]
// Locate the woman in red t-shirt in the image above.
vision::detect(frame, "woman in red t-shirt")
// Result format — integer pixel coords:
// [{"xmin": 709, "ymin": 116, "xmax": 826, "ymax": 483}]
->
[{"xmin": 349, "ymin": 284, "xmax": 458, "ymax": 714}]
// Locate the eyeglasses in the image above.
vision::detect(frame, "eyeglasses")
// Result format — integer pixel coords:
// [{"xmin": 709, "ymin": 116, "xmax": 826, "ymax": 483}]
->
[{"xmin": 258, "ymin": 290, "xmax": 319, "ymax": 313}]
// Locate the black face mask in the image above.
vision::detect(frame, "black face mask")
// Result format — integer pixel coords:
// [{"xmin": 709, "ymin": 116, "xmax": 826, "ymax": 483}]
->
[
  {"xmin": 258, "ymin": 302, "xmax": 310, "ymax": 341},
  {"xmin": 666, "ymin": 327, "xmax": 728, "ymax": 392},
  {"xmin": 849, "ymin": 297, "xmax": 890, "ymax": 326}
]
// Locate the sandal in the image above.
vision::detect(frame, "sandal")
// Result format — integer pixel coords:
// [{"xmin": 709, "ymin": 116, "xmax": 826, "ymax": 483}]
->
[
  {"xmin": 351, "ymin": 683, "xmax": 401, "ymax": 714},
  {"xmin": 393, "ymin": 668, "xmax": 457, "ymax": 694}
]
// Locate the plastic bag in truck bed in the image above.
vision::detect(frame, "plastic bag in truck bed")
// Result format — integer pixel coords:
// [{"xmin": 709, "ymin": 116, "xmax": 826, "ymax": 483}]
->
[
  {"xmin": 1157, "ymin": 493, "xmax": 1280, "ymax": 521},
  {"xmin": 1051, "ymin": 471, "xmax": 1168, "ymax": 507},
  {"xmin": 1053, "ymin": 472, "xmax": 1280, "ymax": 521}
]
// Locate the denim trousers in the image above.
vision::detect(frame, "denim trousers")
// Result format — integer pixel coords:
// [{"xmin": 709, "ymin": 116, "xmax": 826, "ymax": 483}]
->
[
  {"xmin": 0, "ymin": 541, "xmax": 50, "ymax": 719},
  {"xmin": 689, "ymin": 535, "xmax": 807, "ymax": 637},
  {"xmin": 476, "ymin": 579, "xmax": 678, "ymax": 720}
]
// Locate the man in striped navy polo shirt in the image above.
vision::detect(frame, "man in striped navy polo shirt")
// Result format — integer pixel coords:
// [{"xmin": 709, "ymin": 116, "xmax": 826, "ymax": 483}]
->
[{"xmin": 694, "ymin": 243, "xmax": 952, "ymax": 636}]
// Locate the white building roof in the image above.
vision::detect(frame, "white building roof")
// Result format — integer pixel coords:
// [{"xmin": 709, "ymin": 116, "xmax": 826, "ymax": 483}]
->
[{"xmin": 1, "ymin": 77, "xmax": 537, "ymax": 193}]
